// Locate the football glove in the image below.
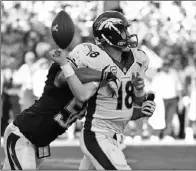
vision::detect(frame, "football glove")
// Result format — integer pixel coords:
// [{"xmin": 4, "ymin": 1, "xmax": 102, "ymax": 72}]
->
[
  {"xmin": 141, "ymin": 100, "xmax": 156, "ymax": 117},
  {"xmin": 142, "ymin": 93, "xmax": 156, "ymax": 117}
]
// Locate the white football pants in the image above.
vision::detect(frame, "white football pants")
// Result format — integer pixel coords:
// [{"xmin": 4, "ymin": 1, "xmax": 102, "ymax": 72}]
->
[
  {"xmin": 2, "ymin": 122, "xmax": 42, "ymax": 170},
  {"xmin": 79, "ymin": 128, "xmax": 131, "ymax": 170}
]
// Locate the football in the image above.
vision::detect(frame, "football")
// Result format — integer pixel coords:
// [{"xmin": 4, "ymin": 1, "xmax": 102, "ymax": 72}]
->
[{"xmin": 51, "ymin": 10, "xmax": 75, "ymax": 49}]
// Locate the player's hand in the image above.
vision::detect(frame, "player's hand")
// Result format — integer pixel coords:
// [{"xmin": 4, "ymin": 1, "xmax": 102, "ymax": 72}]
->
[
  {"xmin": 101, "ymin": 65, "xmax": 120, "ymax": 96},
  {"xmin": 132, "ymin": 72, "xmax": 145, "ymax": 91},
  {"xmin": 141, "ymin": 100, "xmax": 156, "ymax": 117},
  {"xmin": 108, "ymin": 77, "xmax": 121, "ymax": 97},
  {"xmin": 49, "ymin": 49, "xmax": 69, "ymax": 66}
]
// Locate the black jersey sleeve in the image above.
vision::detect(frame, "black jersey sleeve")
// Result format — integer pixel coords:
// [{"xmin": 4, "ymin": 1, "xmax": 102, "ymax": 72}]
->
[{"xmin": 45, "ymin": 62, "xmax": 61, "ymax": 86}]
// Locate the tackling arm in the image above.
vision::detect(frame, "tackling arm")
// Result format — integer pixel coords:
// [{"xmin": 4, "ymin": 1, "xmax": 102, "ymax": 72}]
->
[
  {"xmin": 51, "ymin": 49, "xmax": 101, "ymax": 102},
  {"xmin": 54, "ymin": 66, "xmax": 100, "ymax": 102},
  {"xmin": 54, "ymin": 67, "xmax": 102, "ymax": 87},
  {"xmin": 66, "ymin": 73, "xmax": 99, "ymax": 102}
]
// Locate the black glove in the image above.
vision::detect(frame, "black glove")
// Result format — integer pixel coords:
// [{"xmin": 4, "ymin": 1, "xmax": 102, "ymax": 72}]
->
[{"xmin": 142, "ymin": 93, "xmax": 156, "ymax": 117}]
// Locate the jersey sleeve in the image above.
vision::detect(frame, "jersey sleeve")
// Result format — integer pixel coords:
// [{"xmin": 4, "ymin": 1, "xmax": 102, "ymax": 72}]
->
[
  {"xmin": 68, "ymin": 43, "xmax": 108, "ymax": 71},
  {"xmin": 67, "ymin": 43, "xmax": 105, "ymax": 88},
  {"xmin": 67, "ymin": 43, "xmax": 94, "ymax": 68}
]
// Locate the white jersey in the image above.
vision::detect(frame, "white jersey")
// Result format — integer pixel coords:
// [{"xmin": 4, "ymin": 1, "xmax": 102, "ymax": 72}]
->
[
  {"xmin": 68, "ymin": 43, "xmax": 112, "ymax": 71},
  {"xmin": 69, "ymin": 43, "xmax": 149, "ymax": 133}
]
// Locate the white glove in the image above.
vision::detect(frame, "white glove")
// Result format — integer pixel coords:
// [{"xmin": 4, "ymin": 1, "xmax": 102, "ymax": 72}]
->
[{"xmin": 141, "ymin": 100, "xmax": 156, "ymax": 117}]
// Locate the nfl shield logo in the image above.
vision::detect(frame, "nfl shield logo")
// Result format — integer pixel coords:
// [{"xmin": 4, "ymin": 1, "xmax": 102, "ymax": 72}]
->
[
  {"xmin": 52, "ymin": 24, "xmax": 58, "ymax": 32},
  {"xmin": 110, "ymin": 66, "xmax": 117, "ymax": 75}
]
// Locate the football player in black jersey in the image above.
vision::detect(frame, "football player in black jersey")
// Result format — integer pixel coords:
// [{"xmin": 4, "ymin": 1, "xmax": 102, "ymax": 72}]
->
[
  {"xmin": 2, "ymin": 46, "xmax": 155, "ymax": 170},
  {"xmin": 2, "ymin": 49, "xmax": 111, "ymax": 170}
]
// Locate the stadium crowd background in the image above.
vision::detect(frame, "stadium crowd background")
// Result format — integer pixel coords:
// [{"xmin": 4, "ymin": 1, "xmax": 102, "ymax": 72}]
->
[{"xmin": 1, "ymin": 1, "xmax": 196, "ymax": 142}]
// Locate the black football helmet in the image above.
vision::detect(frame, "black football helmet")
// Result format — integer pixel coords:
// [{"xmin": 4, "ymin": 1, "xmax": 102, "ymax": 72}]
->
[{"xmin": 93, "ymin": 11, "xmax": 138, "ymax": 51}]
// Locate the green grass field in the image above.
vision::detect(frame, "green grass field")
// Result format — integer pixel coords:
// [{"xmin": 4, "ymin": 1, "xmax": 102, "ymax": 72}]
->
[{"xmin": 1, "ymin": 139, "xmax": 196, "ymax": 170}]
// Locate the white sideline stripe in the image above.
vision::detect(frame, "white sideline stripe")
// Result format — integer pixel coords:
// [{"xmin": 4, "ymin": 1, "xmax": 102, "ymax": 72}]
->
[
  {"xmin": 1, "ymin": 138, "xmax": 196, "ymax": 147},
  {"xmin": 45, "ymin": 158, "xmax": 138, "ymax": 164},
  {"xmin": 50, "ymin": 139, "xmax": 196, "ymax": 147},
  {"xmin": 50, "ymin": 139, "xmax": 80, "ymax": 146}
]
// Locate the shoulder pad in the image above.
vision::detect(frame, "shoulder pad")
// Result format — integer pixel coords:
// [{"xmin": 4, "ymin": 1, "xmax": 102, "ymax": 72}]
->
[
  {"xmin": 69, "ymin": 43, "xmax": 100, "ymax": 57},
  {"xmin": 68, "ymin": 43, "xmax": 112, "ymax": 70},
  {"xmin": 68, "ymin": 43, "xmax": 97, "ymax": 68}
]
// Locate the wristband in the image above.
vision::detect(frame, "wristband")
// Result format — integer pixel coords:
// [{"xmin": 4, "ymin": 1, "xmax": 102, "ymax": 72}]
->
[{"xmin": 60, "ymin": 63, "xmax": 75, "ymax": 79}]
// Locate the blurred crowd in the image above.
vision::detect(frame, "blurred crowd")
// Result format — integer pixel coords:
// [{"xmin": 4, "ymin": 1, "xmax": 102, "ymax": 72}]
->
[{"xmin": 1, "ymin": 1, "xmax": 196, "ymax": 142}]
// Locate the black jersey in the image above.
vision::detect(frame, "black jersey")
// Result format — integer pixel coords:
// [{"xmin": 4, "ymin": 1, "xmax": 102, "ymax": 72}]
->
[{"xmin": 14, "ymin": 63, "xmax": 86, "ymax": 147}]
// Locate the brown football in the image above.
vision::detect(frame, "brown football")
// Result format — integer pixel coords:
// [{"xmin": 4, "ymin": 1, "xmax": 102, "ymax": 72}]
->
[{"xmin": 51, "ymin": 10, "xmax": 75, "ymax": 49}]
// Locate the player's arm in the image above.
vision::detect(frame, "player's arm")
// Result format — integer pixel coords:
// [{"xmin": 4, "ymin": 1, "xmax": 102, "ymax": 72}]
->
[
  {"xmin": 130, "ymin": 107, "xmax": 144, "ymax": 120},
  {"xmin": 57, "ymin": 65, "xmax": 99, "ymax": 102},
  {"xmin": 132, "ymin": 51, "xmax": 149, "ymax": 106},
  {"xmin": 132, "ymin": 72, "xmax": 146, "ymax": 106},
  {"xmin": 55, "ymin": 67, "xmax": 102, "ymax": 87},
  {"xmin": 53, "ymin": 45, "xmax": 103, "ymax": 87},
  {"xmin": 130, "ymin": 100, "xmax": 156, "ymax": 120},
  {"xmin": 51, "ymin": 49, "xmax": 100, "ymax": 102},
  {"xmin": 66, "ymin": 74, "xmax": 99, "ymax": 102}
]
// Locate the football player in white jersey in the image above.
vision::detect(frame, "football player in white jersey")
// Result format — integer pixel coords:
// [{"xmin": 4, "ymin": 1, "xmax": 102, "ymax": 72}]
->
[{"xmin": 51, "ymin": 11, "xmax": 156, "ymax": 170}]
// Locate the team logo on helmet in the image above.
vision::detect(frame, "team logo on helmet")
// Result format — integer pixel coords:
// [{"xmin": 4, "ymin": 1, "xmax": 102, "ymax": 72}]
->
[{"xmin": 98, "ymin": 18, "xmax": 123, "ymax": 35}]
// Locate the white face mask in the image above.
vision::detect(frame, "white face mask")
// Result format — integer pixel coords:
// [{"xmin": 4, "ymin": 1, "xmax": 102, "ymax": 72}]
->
[{"xmin": 120, "ymin": 29, "xmax": 138, "ymax": 51}]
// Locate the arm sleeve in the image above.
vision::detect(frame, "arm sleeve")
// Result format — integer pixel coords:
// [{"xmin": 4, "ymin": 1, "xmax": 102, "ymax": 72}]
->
[
  {"xmin": 75, "ymin": 67, "xmax": 102, "ymax": 84},
  {"xmin": 68, "ymin": 43, "xmax": 106, "ymax": 71},
  {"xmin": 55, "ymin": 43, "xmax": 102, "ymax": 86},
  {"xmin": 68, "ymin": 44, "xmax": 91, "ymax": 68}
]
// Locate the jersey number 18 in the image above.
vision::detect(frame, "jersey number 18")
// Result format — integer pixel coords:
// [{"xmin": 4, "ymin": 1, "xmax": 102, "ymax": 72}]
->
[{"xmin": 116, "ymin": 80, "xmax": 134, "ymax": 110}]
